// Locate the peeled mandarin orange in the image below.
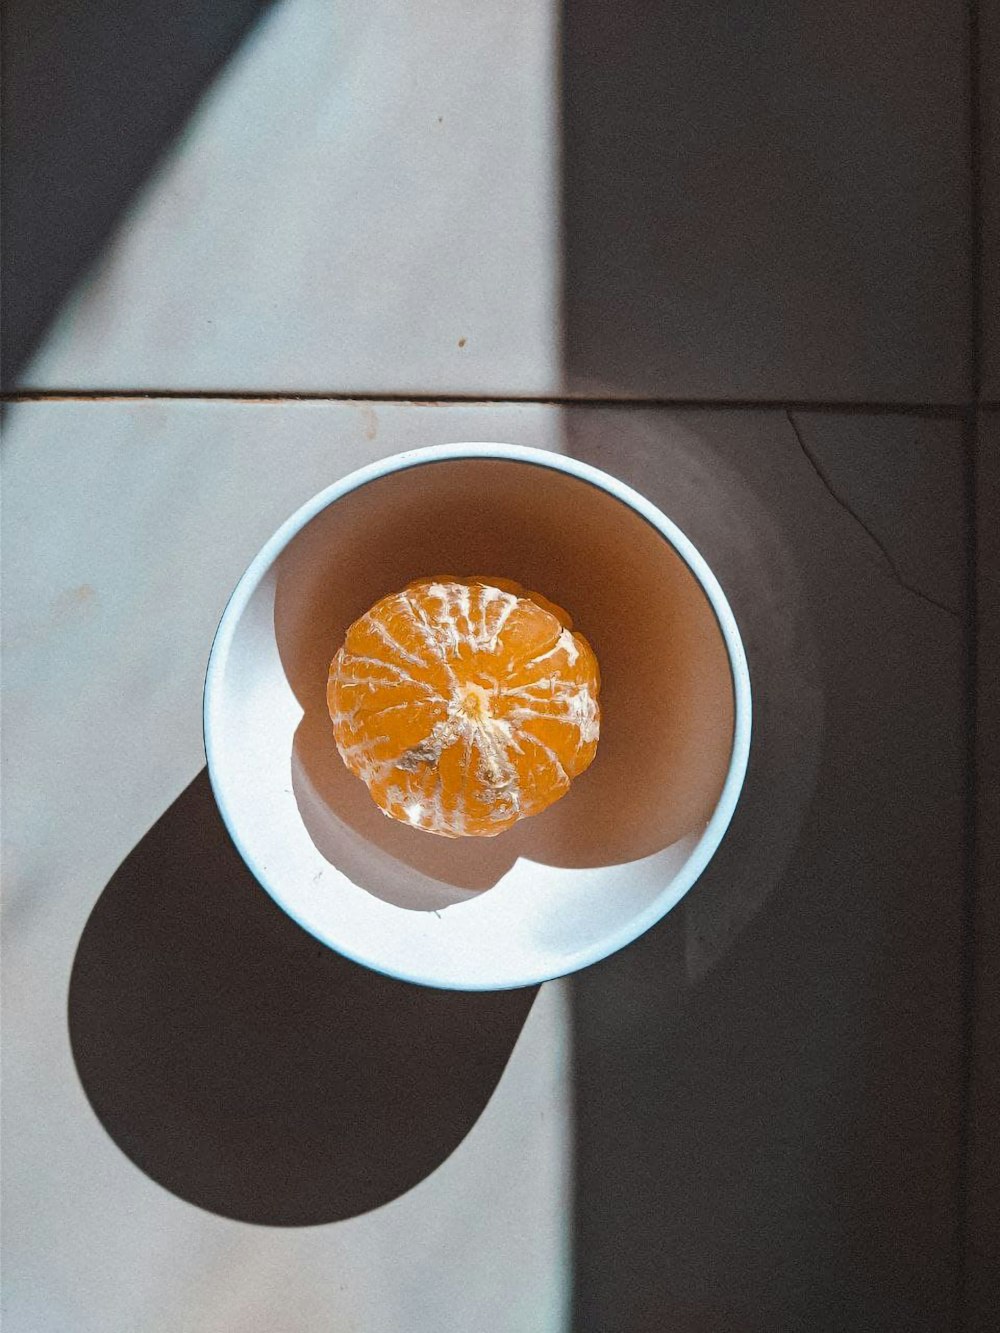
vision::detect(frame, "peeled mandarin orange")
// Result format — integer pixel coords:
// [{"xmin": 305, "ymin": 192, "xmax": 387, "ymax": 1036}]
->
[{"xmin": 327, "ymin": 577, "xmax": 601, "ymax": 837}]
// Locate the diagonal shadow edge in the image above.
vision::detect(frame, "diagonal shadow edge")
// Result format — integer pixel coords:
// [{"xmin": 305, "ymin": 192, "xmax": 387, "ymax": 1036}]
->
[
  {"xmin": 68, "ymin": 769, "xmax": 537, "ymax": 1226},
  {"xmin": 1, "ymin": 0, "xmax": 278, "ymax": 387}
]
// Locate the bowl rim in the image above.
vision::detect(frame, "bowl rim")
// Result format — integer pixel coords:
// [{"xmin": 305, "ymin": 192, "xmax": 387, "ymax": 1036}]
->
[{"xmin": 204, "ymin": 441, "xmax": 752, "ymax": 990}]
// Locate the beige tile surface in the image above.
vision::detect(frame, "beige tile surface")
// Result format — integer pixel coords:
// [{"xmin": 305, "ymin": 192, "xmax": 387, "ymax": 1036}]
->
[
  {"xmin": 16, "ymin": 0, "xmax": 972, "ymax": 403},
  {"xmin": 567, "ymin": 408, "xmax": 967, "ymax": 1329},
  {"xmin": 3, "ymin": 397, "xmax": 971, "ymax": 1329},
  {"xmin": 561, "ymin": 0, "xmax": 971, "ymax": 402},
  {"xmin": 1, "ymin": 400, "xmax": 572, "ymax": 1333},
  {"xmin": 21, "ymin": 0, "xmax": 559, "ymax": 395}
]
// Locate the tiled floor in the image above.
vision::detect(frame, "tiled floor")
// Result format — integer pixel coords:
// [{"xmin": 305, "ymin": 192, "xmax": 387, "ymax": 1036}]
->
[
  {"xmin": 0, "ymin": 399, "xmax": 972, "ymax": 1330},
  {"xmin": 2, "ymin": 402, "xmax": 574, "ymax": 1333},
  {"xmin": 13, "ymin": 0, "xmax": 560, "ymax": 396},
  {"xmin": 569, "ymin": 407, "xmax": 965, "ymax": 1329},
  {"xmin": 1, "ymin": 2, "xmax": 995, "ymax": 1331},
  {"xmin": 8, "ymin": 0, "xmax": 972, "ymax": 403},
  {"xmin": 561, "ymin": 0, "xmax": 971, "ymax": 402}
]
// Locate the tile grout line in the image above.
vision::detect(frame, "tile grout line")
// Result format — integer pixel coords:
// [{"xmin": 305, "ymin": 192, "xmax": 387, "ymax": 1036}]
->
[
  {"xmin": 959, "ymin": 407, "xmax": 979, "ymax": 1333},
  {"xmin": 958, "ymin": 0, "xmax": 984, "ymax": 1321},
  {"xmin": 0, "ymin": 390, "xmax": 974, "ymax": 416},
  {"xmin": 968, "ymin": 0, "xmax": 984, "ymax": 406}
]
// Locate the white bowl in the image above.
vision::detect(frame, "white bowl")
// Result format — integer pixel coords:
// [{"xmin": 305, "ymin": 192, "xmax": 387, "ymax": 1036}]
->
[{"xmin": 204, "ymin": 443, "xmax": 751, "ymax": 990}]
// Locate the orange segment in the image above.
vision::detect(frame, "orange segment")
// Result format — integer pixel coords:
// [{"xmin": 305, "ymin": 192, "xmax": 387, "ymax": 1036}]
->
[{"xmin": 327, "ymin": 577, "xmax": 601, "ymax": 838}]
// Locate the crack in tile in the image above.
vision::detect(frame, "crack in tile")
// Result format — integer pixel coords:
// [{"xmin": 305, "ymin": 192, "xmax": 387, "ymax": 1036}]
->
[{"xmin": 785, "ymin": 410, "xmax": 961, "ymax": 619}]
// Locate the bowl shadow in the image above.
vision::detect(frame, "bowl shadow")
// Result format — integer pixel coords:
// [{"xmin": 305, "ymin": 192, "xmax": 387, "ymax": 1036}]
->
[{"xmin": 68, "ymin": 770, "xmax": 538, "ymax": 1226}]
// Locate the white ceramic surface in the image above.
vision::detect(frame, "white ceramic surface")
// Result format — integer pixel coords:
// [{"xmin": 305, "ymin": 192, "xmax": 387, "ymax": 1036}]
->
[{"xmin": 204, "ymin": 443, "xmax": 752, "ymax": 990}]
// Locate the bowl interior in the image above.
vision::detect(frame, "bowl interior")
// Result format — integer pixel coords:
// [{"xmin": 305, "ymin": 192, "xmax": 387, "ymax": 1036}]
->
[{"xmin": 207, "ymin": 455, "xmax": 739, "ymax": 988}]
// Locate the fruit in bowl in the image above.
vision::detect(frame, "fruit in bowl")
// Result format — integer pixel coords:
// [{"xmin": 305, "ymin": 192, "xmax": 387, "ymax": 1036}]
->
[{"xmin": 327, "ymin": 576, "xmax": 601, "ymax": 838}]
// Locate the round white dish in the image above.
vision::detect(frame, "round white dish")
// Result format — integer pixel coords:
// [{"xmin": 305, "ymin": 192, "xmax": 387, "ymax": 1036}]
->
[{"xmin": 204, "ymin": 443, "xmax": 751, "ymax": 990}]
